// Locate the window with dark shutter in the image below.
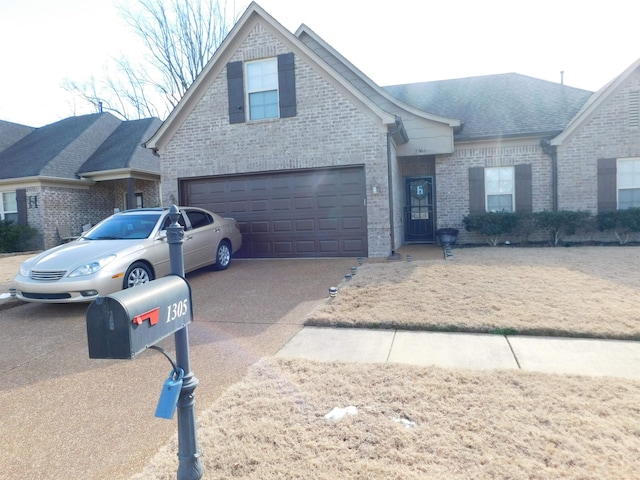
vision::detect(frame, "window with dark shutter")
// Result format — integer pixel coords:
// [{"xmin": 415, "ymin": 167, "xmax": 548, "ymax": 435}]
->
[
  {"xmin": 597, "ymin": 158, "xmax": 617, "ymax": 211},
  {"xmin": 227, "ymin": 61, "xmax": 245, "ymax": 124},
  {"xmin": 227, "ymin": 54, "xmax": 297, "ymax": 124},
  {"xmin": 278, "ymin": 52, "xmax": 296, "ymax": 118},
  {"xmin": 514, "ymin": 164, "xmax": 533, "ymax": 213},
  {"xmin": 468, "ymin": 167, "xmax": 485, "ymax": 213},
  {"xmin": 16, "ymin": 189, "xmax": 27, "ymax": 225}
]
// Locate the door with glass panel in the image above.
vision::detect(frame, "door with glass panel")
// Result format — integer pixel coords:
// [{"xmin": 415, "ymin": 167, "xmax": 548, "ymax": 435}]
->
[{"xmin": 404, "ymin": 177, "xmax": 435, "ymax": 242}]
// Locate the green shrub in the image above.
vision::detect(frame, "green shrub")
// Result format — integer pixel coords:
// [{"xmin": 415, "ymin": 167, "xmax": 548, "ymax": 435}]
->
[
  {"xmin": 533, "ymin": 210, "xmax": 591, "ymax": 246},
  {"xmin": 0, "ymin": 220, "xmax": 38, "ymax": 253},
  {"xmin": 463, "ymin": 211, "xmax": 519, "ymax": 246},
  {"xmin": 597, "ymin": 208, "xmax": 640, "ymax": 244}
]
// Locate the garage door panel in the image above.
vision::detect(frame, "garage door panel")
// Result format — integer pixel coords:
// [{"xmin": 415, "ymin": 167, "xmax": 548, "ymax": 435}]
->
[
  {"xmin": 274, "ymin": 242, "xmax": 294, "ymax": 254},
  {"xmin": 295, "ymin": 219, "xmax": 314, "ymax": 231},
  {"xmin": 295, "ymin": 241, "xmax": 315, "ymax": 253},
  {"xmin": 273, "ymin": 220, "xmax": 292, "ymax": 232},
  {"xmin": 317, "ymin": 195, "xmax": 337, "ymax": 208},
  {"xmin": 250, "ymin": 221, "xmax": 270, "ymax": 233},
  {"xmin": 343, "ymin": 239, "xmax": 365, "ymax": 252},
  {"xmin": 181, "ymin": 167, "xmax": 367, "ymax": 258},
  {"xmin": 294, "ymin": 197, "xmax": 315, "ymax": 210},
  {"xmin": 342, "ymin": 217, "xmax": 363, "ymax": 229},
  {"xmin": 272, "ymin": 198, "xmax": 292, "ymax": 210},
  {"xmin": 250, "ymin": 200, "xmax": 269, "ymax": 212},
  {"xmin": 318, "ymin": 219, "xmax": 338, "ymax": 231}
]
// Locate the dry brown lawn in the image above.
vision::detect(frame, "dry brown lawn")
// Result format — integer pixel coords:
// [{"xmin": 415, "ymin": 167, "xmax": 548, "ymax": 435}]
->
[
  {"xmin": 132, "ymin": 246, "xmax": 640, "ymax": 479},
  {"xmin": 309, "ymin": 246, "xmax": 640, "ymax": 339}
]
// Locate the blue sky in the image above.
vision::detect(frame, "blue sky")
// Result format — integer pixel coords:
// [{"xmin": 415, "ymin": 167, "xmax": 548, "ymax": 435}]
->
[{"xmin": 1, "ymin": 0, "xmax": 638, "ymax": 127}]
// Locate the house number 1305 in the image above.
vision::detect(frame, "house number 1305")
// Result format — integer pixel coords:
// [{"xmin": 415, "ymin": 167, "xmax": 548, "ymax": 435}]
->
[{"xmin": 167, "ymin": 298, "xmax": 189, "ymax": 322}]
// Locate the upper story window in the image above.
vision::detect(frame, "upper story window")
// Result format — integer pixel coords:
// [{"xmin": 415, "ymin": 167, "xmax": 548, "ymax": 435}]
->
[
  {"xmin": 485, "ymin": 166, "xmax": 515, "ymax": 212},
  {"xmin": 617, "ymin": 158, "xmax": 640, "ymax": 209},
  {"xmin": 226, "ymin": 53, "xmax": 296, "ymax": 124},
  {"xmin": 1, "ymin": 191, "xmax": 18, "ymax": 222},
  {"xmin": 246, "ymin": 59, "xmax": 279, "ymax": 120}
]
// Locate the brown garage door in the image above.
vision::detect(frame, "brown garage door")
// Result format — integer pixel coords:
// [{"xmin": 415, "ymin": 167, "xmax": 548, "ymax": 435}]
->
[{"xmin": 180, "ymin": 166, "xmax": 367, "ymax": 258}]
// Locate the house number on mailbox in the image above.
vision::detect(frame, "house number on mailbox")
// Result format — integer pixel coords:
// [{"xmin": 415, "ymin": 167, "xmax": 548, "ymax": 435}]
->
[{"xmin": 168, "ymin": 298, "xmax": 189, "ymax": 322}]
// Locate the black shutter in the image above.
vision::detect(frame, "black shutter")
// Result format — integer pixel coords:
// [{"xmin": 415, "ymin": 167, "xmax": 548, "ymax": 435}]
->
[
  {"xmin": 468, "ymin": 167, "xmax": 485, "ymax": 213},
  {"xmin": 227, "ymin": 61, "xmax": 245, "ymax": 124},
  {"xmin": 16, "ymin": 188, "xmax": 27, "ymax": 225},
  {"xmin": 514, "ymin": 164, "xmax": 532, "ymax": 213},
  {"xmin": 597, "ymin": 158, "xmax": 617, "ymax": 211},
  {"xmin": 278, "ymin": 53, "xmax": 296, "ymax": 118}
]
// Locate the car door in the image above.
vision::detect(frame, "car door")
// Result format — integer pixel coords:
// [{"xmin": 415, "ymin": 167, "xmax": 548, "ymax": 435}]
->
[{"xmin": 182, "ymin": 208, "xmax": 219, "ymax": 271}]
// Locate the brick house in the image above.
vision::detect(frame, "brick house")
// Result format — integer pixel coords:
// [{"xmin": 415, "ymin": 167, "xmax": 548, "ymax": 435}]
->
[
  {"xmin": 0, "ymin": 112, "xmax": 162, "ymax": 250},
  {"xmin": 146, "ymin": 2, "xmax": 640, "ymax": 258}
]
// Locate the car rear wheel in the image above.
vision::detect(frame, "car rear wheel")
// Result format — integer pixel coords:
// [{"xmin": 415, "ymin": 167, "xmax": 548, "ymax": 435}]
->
[
  {"xmin": 124, "ymin": 262, "xmax": 153, "ymax": 289},
  {"xmin": 213, "ymin": 241, "xmax": 232, "ymax": 271}
]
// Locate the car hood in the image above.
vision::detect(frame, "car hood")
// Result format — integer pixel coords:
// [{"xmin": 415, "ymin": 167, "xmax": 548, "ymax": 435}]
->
[{"xmin": 23, "ymin": 239, "xmax": 147, "ymax": 272}]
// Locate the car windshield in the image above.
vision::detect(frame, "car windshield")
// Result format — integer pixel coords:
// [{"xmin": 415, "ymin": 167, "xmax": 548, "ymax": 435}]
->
[{"xmin": 84, "ymin": 213, "xmax": 162, "ymax": 240}]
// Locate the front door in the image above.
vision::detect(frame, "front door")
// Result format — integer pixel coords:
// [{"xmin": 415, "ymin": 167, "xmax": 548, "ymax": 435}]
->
[{"xmin": 404, "ymin": 177, "xmax": 435, "ymax": 242}]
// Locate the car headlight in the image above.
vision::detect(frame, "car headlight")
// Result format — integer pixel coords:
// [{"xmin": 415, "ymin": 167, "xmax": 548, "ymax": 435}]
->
[
  {"xmin": 68, "ymin": 255, "xmax": 117, "ymax": 277},
  {"xmin": 19, "ymin": 264, "xmax": 30, "ymax": 277}
]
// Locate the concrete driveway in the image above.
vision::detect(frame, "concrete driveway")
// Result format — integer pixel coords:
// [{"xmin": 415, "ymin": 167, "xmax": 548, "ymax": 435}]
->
[{"xmin": 0, "ymin": 257, "xmax": 355, "ymax": 480}]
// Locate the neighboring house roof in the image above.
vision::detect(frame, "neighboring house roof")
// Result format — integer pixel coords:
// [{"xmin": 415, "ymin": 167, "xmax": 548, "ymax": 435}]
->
[
  {"xmin": 551, "ymin": 57, "xmax": 640, "ymax": 146},
  {"xmin": 0, "ymin": 112, "xmax": 161, "ymax": 183},
  {"xmin": 384, "ymin": 74, "xmax": 593, "ymax": 141},
  {"xmin": 78, "ymin": 117, "xmax": 162, "ymax": 175},
  {"xmin": 0, "ymin": 120, "xmax": 34, "ymax": 154}
]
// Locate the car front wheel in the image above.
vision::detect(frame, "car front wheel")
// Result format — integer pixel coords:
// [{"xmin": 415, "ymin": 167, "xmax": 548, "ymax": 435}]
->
[
  {"xmin": 214, "ymin": 241, "xmax": 232, "ymax": 271},
  {"xmin": 124, "ymin": 261, "xmax": 154, "ymax": 289}
]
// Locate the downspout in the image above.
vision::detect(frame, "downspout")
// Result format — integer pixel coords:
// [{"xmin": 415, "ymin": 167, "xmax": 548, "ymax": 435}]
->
[
  {"xmin": 386, "ymin": 117, "xmax": 408, "ymax": 259},
  {"xmin": 540, "ymin": 139, "xmax": 558, "ymax": 212}
]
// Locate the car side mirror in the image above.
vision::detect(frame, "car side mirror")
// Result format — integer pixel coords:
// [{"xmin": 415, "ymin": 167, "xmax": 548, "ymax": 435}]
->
[{"xmin": 157, "ymin": 230, "xmax": 168, "ymax": 240}]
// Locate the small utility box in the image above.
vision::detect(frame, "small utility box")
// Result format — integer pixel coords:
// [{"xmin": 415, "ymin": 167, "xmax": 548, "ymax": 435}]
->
[{"xmin": 86, "ymin": 275, "xmax": 192, "ymax": 359}]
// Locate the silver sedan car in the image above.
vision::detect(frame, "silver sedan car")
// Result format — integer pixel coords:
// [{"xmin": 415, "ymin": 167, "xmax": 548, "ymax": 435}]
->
[{"xmin": 14, "ymin": 207, "xmax": 242, "ymax": 303}]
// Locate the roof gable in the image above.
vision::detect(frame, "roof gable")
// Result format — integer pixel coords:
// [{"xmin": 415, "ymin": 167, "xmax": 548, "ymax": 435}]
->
[
  {"xmin": 551, "ymin": 57, "xmax": 640, "ymax": 146},
  {"xmin": 146, "ymin": 2, "xmax": 443, "ymax": 152},
  {"xmin": 384, "ymin": 74, "xmax": 593, "ymax": 141}
]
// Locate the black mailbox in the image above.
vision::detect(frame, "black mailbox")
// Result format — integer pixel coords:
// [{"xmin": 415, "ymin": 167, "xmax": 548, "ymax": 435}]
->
[{"xmin": 86, "ymin": 275, "xmax": 193, "ymax": 359}]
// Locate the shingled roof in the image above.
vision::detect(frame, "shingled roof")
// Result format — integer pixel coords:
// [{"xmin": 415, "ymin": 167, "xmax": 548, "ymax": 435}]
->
[
  {"xmin": 384, "ymin": 73, "xmax": 593, "ymax": 141},
  {"xmin": 78, "ymin": 117, "xmax": 162, "ymax": 174},
  {"xmin": 0, "ymin": 120, "xmax": 34, "ymax": 154},
  {"xmin": 0, "ymin": 112, "xmax": 160, "ymax": 181}
]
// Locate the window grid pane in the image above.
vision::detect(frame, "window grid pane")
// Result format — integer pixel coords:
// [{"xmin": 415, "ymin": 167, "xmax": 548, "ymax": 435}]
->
[
  {"xmin": 249, "ymin": 91, "xmax": 278, "ymax": 120},
  {"xmin": 618, "ymin": 188, "xmax": 640, "ymax": 209},
  {"xmin": 246, "ymin": 59, "xmax": 277, "ymax": 92},
  {"xmin": 487, "ymin": 194, "xmax": 513, "ymax": 212}
]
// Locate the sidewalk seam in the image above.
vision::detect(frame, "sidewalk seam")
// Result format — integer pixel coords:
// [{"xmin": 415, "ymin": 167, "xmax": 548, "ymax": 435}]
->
[
  {"xmin": 504, "ymin": 335, "xmax": 521, "ymax": 369},
  {"xmin": 386, "ymin": 330, "xmax": 398, "ymax": 363}
]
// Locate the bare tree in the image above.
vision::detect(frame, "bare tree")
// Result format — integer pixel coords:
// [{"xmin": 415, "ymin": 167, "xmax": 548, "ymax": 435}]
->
[{"xmin": 64, "ymin": 0, "xmax": 239, "ymax": 120}]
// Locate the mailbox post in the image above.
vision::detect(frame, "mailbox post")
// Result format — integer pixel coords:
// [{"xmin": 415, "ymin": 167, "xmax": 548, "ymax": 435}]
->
[
  {"xmin": 85, "ymin": 205, "xmax": 203, "ymax": 480},
  {"xmin": 167, "ymin": 205, "xmax": 203, "ymax": 480}
]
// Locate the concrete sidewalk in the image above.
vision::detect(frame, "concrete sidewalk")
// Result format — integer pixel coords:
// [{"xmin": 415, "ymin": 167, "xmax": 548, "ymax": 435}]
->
[{"xmin": 277, "ymin": 326, "xmax": 640, "ymax": 380}]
